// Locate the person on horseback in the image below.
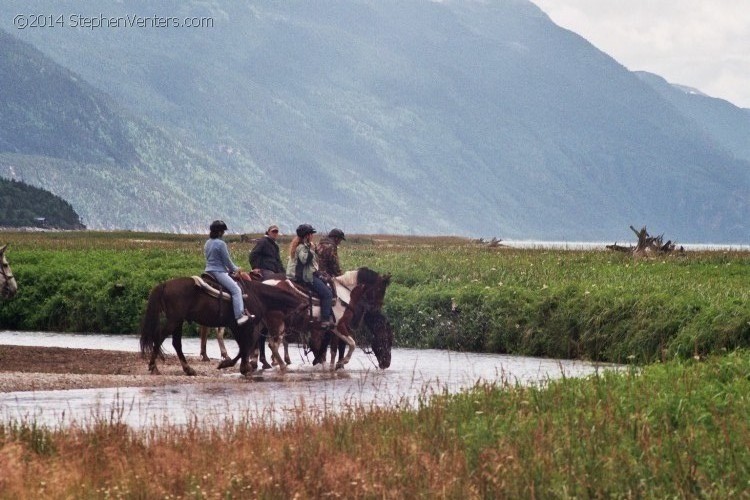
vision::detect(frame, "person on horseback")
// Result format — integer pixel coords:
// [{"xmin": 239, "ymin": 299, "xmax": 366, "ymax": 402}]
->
[
  {"xmin": 286, "ymin": 223, "xmax": 334, "ymax": 328},
  {"xmin": 317, "ymin": 228, "xmax": 345, "ymax": 277},
  {"xmin": 204, "ymin": 220, "xmax": 252, "ymax": 325},
  {"xmin": 249, "ymin": 224, "xmax": 285, "ymax": 279}
]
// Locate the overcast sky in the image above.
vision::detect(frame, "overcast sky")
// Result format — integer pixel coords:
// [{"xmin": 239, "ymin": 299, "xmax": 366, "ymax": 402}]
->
[{"xmin": 532, "ymin": 0, "xmax": 750, "ymax": 108}]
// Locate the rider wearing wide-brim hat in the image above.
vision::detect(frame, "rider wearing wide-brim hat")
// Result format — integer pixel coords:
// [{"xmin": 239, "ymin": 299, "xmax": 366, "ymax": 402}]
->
[
  {"xmin": 286, "ymin": 223, "xmax": 334, "ymax": 328},
  {"xmin": 204, "ymin": 220, "xmax": 251, "ymax": 325}
]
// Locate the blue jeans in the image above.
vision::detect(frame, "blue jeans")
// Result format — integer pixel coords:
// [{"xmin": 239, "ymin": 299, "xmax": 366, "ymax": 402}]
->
[
  {"xmin": 310, "ymin": 276, "xmax": 333, "ymax": 322},
  {"xmin": 212, "ymin": 272, "xmax": 244, "ymax": 320}
]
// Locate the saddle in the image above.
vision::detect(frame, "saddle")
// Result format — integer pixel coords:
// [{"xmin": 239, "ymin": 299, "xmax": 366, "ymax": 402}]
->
[{"xmin": 192, "ymin": 273, "xmax": 248, "ymax": 301}]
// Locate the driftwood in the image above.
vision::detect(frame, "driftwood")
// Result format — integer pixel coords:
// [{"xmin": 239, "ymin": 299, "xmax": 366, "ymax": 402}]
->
[
  {"xmin": 473, "ymin": 237, "xmax": 504, "ymax": 248},
  {"xmin": 607, "ymin": 226, "xmax": 684, "ymax": 256}
]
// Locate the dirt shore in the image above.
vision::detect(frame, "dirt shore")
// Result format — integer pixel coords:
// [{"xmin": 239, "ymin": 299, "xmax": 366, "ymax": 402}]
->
[{"xmin": 0, "ymin": 345, "xmax": 233, "ymax": 393}]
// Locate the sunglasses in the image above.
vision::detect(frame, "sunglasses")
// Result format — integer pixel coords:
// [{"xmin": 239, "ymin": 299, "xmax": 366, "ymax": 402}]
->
[{"xmin": 270, "ymin": 229, "xmax": 279, "ymax": 233}]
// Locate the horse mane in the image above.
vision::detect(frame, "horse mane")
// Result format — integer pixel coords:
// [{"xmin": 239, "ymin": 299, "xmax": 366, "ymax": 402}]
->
[{"xmin": 356, "ymin": 267, "xmax": 379, "ymax": 287}]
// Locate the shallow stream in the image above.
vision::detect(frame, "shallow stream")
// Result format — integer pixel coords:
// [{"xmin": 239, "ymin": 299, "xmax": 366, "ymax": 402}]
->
[{"xmin": 0, "ymin": 330, "xmax": 615, "ymax": 430}]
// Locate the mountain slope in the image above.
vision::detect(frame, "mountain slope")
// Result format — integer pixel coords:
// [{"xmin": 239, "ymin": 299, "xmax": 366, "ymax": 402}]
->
[
  {"xmin": 636, "ymin": 71, "xmax": 750, "ymax": 163},
  {"xmin": 2, "ymin": 1, "xmax": 749, "ymax": 241},
  {"xmin": 0, "ymin": 29, "xmax": 285, "ymax": 231}
]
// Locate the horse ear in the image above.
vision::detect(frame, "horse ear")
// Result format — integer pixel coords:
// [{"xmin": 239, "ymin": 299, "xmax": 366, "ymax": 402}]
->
[
  {"xmin": 0, "ymin": 244, "xmax": 6, "ymax": 254},
  {"xmin": 383, "ymin": 274, "xmax": 391, "ymax": 287}
]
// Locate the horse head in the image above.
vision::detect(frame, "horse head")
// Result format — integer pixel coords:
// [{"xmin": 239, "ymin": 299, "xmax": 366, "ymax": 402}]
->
[
  {"xmin": 363, "ymin": 310, "xmax": 393, "ymax": 369},
  {"xmin": 355, "ymin": 267, "xmax": 391, "ymax": 312},
  {"xmin": 0, "ymin": 244, "xmax": 18, "ymax": 300}
]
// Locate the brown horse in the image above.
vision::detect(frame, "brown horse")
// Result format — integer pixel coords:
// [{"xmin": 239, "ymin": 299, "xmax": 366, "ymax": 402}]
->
[
  {"xmin": 259, "ymin": 267, "xmax": 392, "ymax": 370},
  {"xmin": 0, "ymin": 244, "xmax": 18, "ymax": 300},
  {"xmin": 139, "ymin": 277, "xmax": 304, "ymax": 376}
]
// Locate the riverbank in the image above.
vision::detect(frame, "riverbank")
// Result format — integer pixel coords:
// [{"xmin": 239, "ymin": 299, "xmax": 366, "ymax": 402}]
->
[{"xmin": 0, "ymin": 345, "xmax": 228, "ymax": 392}]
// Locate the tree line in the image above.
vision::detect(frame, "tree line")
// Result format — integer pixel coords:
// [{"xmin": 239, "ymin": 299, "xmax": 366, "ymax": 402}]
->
[{"xmin": 0, "ymin": 178, "xmax": 85, "ymax": 229}]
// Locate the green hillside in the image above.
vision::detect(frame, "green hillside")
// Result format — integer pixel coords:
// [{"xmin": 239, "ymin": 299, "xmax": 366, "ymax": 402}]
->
[{"xmin": 0, "ymin": 177, "xmax": 84, "ymax": 229}]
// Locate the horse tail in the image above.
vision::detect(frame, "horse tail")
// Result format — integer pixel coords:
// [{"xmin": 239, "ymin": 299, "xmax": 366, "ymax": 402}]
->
[{"xmin": 139, "ymin": 282, "xmax": 166, "ymax": 359}]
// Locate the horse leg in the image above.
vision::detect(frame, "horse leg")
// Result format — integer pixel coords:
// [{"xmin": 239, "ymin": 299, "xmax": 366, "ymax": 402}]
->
[
  {"xmin": 199, "ymin": 325, "xmax": 210, "ymax": 362},
  {"xmin": 283, "ymin": 339, "xmax": 291, "ymax": 365},
  {"xmin": 218, "ymin": 352, "xmax": 241, "ymax": 370},
  {"xmin": 258, "ymin": 327, "xmax": 272, "ymax": 369},
  {"xmin": 216, "ymin": 327, "xmax": 230, "ymax": 360},
  {"xmin": 328, "ymin": 336, "xmax": 338, "ymax": 371},
  {"xmin": 170, "ymin": 321, "xmax": 197, "ymax": 376},
  {"xmin": 333, "ymin": 323, "xmax": 356, "ymax": 370},
  {"xmin": 266, "ymin": 315, "xmax": 288, "ymax": 371},
  {"xmin": 239, "ymin": 323, "xmax": 260, "ymax": 376},
  {"xmin": 148, "ymin": 324, "xmax": 170, "ymax": 375}
]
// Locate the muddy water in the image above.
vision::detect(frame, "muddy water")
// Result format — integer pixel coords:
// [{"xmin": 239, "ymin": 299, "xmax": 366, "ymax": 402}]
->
[{"xmin": 0, "ymin": 331, "xmax": 616, "ymax": 430}]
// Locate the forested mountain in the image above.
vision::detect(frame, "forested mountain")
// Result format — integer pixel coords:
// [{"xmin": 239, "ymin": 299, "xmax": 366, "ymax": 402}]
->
[
  {"xmin": 0, "ymin": 177, "xmax": 84, "ymax": 229},
  {"xmin": 1, "ymin": 1, "xmax": 749, "ymax": 242}
]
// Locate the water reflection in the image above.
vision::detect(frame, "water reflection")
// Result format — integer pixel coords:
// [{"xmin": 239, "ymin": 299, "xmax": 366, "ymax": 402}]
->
[{"xmin": 0, "ymin": 331, "xmax": 616, "ymax": 430}]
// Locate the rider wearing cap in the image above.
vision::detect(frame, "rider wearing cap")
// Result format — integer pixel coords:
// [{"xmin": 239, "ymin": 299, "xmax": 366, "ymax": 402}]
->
[
  {"xmin": 316, "ymin": 228, "xmax": 346, "ymax": 277},
  {"xmin": 204, "ymin": 220, "xmax": 251, "ymax": 325},
  {"xmin": 286, "ymin": 224, "xmax": 334, "ymax": 328},
  {"xmin": 249, "ymin": 224, "xmax": 285, "ymax": 280}
]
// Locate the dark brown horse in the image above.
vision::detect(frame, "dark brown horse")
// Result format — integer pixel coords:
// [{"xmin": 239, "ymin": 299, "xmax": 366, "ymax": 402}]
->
[{"xmin": 139, "ymin": 277, "xmax": 304, "ymax": 376}]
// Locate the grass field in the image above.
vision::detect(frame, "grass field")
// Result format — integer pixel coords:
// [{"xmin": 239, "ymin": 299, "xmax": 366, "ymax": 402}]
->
[{"xmin": 1, "ymin": 230, "xmax": 748, "ymax": 363}]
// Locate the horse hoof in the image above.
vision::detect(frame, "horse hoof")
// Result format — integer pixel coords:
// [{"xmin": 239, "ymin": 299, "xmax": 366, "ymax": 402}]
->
[
  {"xmin": 200, "ymin": 355, "xmax": 210, "ymax": 362},
  {"xmin": 335, "ymin": 362, "xmax": 345, "ymax": 371},
  {"xmin": 217, "ymin": 359, "xmax": 233, "ymax": 370},
  {"xmin": 261, "ymin": 362, "xmax": 272, "ymax": 370},
  {"xmin": 184, "ymin": 367, "xmax": 198, "ymax": 376},
  {"xmin": 149, "ymin": 366, "xmax": 160, "ymax": 375}
]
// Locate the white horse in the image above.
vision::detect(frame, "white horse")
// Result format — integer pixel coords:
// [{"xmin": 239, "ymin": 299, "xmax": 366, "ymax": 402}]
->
[{"xmin": 0, "ymin": 244, "xmax": 18, "ymax": 300}]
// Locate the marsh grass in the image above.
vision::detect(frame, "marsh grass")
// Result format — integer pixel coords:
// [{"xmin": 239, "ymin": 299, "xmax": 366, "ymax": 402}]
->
[{"xmin": 1, "ymin": 351, "xmax": 748, "ymax": 498}]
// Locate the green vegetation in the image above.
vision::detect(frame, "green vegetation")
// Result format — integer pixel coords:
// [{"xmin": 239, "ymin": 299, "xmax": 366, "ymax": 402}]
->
[
  {"xmin": 0, "ymin": 178, "xmax": 84, "ymax": 229},
  {"xmin": 1, "ymin": 232, "xmax": 748, "ymax": 365},
  {"xmin": 1, "ymin": 351, "xmax": 748, "ymax": 497}
]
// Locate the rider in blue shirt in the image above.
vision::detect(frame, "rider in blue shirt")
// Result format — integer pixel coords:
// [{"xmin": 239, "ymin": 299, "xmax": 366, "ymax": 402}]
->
[{"xmin": 204, "ymin": 220, "xmax": 251, "ymax": 325}]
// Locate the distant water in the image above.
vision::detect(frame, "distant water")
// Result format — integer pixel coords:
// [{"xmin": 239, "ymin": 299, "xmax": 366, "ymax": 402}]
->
[{"xmin": 501, "ymin": 240, "xmax": 750, "ymax": 251}]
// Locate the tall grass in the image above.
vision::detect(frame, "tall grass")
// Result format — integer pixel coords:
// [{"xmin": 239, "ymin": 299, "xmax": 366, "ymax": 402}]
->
[
  {"xmin": 1, "ymin": 351, "xmax": 748, "ymax": 498},
  {"xmin": 1, "ymin": 231, "xmax": 749, "ymax": 363}
]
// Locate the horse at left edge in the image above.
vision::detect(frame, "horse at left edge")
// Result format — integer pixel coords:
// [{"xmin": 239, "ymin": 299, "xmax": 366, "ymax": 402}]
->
[{"xmin": 0, "ymin": 244, "xmax": 18, "ymax": 300}]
